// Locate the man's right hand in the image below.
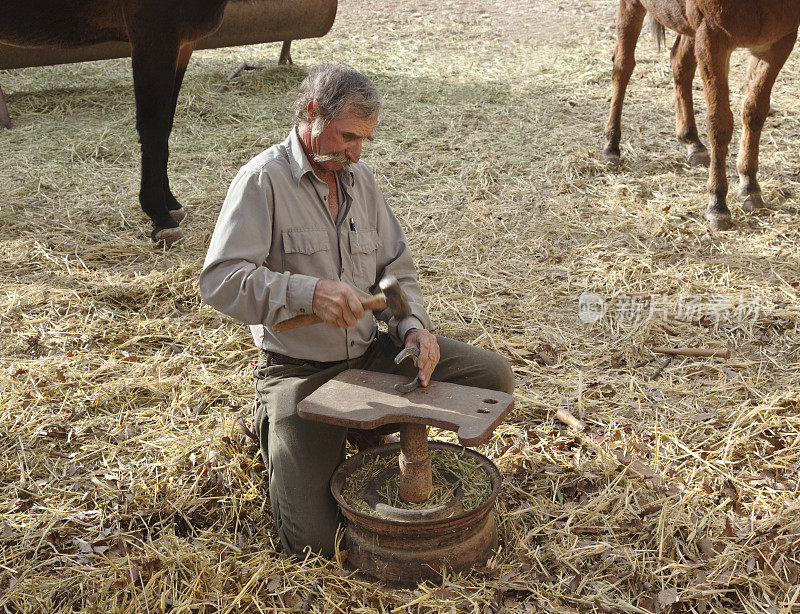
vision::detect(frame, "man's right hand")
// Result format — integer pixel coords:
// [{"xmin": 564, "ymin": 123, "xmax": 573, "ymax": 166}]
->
[{"xmin": 312, "ymin": 279, "xmax": 365, "ymax": 329}]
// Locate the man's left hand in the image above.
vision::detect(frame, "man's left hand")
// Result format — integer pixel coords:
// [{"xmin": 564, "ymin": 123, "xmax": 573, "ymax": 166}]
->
[{"xmin": 404, "ymin": 329, "xmax": 439, "ymax": 387}]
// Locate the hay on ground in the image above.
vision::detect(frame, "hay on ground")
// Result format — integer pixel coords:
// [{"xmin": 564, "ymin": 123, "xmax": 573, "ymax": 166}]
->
[{"xmin": 1, "ymin": 0, "xmax": 799, "ymax": 611}]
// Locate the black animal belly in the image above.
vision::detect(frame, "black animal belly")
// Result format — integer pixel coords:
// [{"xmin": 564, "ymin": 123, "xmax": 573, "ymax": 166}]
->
[{"xmin": 0, "ymin": 0, "xmax": 127, "ymax": 48}]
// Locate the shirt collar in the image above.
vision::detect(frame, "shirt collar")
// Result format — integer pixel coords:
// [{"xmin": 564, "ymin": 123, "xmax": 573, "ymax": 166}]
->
[{"xmin": 286, "ymin": 126, "xmax": 355, "ymax": 189}]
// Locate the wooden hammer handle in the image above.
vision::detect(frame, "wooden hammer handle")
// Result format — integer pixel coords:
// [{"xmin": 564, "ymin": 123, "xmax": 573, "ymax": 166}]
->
[
  {"xmin": 273, "ymin": 293, "xmax": 386, "ymax": 333},
  {"xmin": 273, "ymin": 313, "xmax": 323, "ymax": 332},
  {"xmin": 556, "ymin": 408, "xmax": 586, "ymax": 432}
]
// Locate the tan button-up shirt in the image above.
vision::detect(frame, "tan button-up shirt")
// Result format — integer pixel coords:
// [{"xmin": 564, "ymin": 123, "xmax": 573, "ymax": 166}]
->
[{"xmin": 199, "ymin": 128, "xmax": 433, "ymax": 361}]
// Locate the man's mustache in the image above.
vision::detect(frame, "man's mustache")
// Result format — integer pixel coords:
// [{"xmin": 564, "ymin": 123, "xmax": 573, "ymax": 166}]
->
[{"xmin": 313, "ymin": 152, "xmax": 351, "ymax": 167}]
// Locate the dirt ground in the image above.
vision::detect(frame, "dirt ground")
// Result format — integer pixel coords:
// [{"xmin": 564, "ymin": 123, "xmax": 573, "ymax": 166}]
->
[{"xmin": 336, "ymin": 0, "xmax": 617, "ymax": 42}]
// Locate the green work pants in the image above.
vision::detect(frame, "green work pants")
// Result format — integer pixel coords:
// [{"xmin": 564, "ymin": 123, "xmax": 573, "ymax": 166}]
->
[{"xmin": 252, "ymin": 332, "xmax": 514, "ymax": 558}]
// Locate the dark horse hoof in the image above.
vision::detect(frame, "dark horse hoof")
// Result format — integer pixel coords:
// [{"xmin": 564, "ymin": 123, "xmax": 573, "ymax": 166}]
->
[
  {"xmin": 169, "ymin": 207, "xmax": 187, "ymax": 224},
  {"xmin": 741, "ymin": 194, "xmax": 766, "ymax": 212},
  {"xmin": 601, "ymin": 147, "xmax": 620, "ymax": 168},
  {"xmin": 687, "ymin": 147, "xmax": 710, "ymax": 168},
  {"xmin": 152, "ymin": 226, "xmax": 185, "ymax": 247},
  {"xmin": 706, "ymin": 212, "xmax": 735, "ymax": 231}
]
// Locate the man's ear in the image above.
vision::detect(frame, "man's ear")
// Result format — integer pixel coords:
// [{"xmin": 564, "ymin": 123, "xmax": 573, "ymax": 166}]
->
[{"xmin": 306, "ymin": 100, "xmax": 318, "ymax": 123}]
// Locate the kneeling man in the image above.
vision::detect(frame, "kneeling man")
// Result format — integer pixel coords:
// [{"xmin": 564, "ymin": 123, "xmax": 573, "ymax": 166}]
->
[{"xmin": 200, "ymin": 63, "xmax": 514, "ymax": 558}]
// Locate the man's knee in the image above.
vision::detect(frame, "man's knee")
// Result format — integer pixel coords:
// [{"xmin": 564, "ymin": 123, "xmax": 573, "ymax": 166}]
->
[
  {"xmin": 481, "ymin": 350, "xmax": 515, "ymax": 394},
  {"xmin": 435, "ymin": 336, "xmax": 515, "ymax": 394},
  {"xmin": 278, "ymin": 514, "xmax": 341, "ymax": 559},
  {"xmin": 271, "ymin": 476, "xmax": 342, "ymax": 559},
  {"xmin": 267, "ymin": 418, "xmax": 346, "ymax": 560}
]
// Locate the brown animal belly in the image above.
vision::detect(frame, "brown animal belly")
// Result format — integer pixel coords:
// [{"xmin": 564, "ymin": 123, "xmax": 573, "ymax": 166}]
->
[
  {"xmin": 710, "ymin": 3, "xmax": 800, "ymax": 49},
  {"xmin": 641, "ymin": 0, "xmax": 695, "ymax": 37}
]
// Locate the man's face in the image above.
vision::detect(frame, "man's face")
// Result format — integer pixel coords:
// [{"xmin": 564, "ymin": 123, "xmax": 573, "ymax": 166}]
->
[{"xmin": 308, "ymin": 106, "xmax": 377, "ymax": 172}]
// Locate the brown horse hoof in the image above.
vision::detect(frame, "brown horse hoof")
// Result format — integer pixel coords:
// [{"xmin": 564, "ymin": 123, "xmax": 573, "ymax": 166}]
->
[
  {"xmin": 741, "ymin": 194, "xmax": 765, "ymax": 212},
  {"xmin": 169, "ymin": 207, "xmax": 187, "ymax": 224},
  {"xmin": 152, "ymin": 226, "xmax": 185, "ymax": 247},
  {"xmin": 601, "ymin": 148, "xmax": 620, "ymax": 167},
  {"xmin": 706, "ymin": 213, "xmax": 734, "ymax": 231},
  {"xmin": 687, "ymin": 147, "xmax": 710, "ymax": 168}
]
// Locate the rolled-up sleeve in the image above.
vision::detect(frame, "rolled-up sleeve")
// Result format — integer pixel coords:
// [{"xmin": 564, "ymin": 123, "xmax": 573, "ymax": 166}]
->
[
  {"xmin": 199, "ymin": 167, "xmax": 317, "ymax": 326},
  {"xmin": 372, "ymin": 191, "xmax": 434, "ymax": 343}
]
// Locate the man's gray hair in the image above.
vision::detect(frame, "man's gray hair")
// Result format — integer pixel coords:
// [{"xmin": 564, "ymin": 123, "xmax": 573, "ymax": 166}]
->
[{"xmin": 290, "ymin": 63, "xmax": 381, "ymax": 134}]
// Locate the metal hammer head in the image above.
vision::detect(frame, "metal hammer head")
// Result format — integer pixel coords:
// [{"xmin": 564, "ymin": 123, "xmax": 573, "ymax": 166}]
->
[{"xmin": 378, "ymin": 275, "xmax": 412, "ymax": 320}]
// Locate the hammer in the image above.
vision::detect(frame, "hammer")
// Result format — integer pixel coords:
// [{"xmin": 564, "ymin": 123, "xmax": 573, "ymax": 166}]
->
[{"xmin": 273, "ymin": 276, "xmax": 411, "ymax": 332}]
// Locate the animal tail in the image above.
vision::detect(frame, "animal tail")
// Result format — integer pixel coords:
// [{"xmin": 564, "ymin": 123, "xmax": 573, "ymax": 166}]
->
[{"xmin": 646, "ymin": 13, "xmax": 666, "ymax": 52}]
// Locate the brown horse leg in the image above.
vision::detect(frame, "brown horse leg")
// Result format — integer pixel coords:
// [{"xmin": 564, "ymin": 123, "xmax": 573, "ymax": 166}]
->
[
  {"xmin": 129, "ymin": 39, "xmax": 184, "ymax": 244},
  {"xmin": 695, "ymin": 25, "xmax": 734, "ymax": 230},
  {"xmin": 278, "ymin": 40, "xmax": 293, "ymax": 65},
  {"xmin": 671, "ymin": 35, "xmax": 708, "ymax": 167},
  {"xmin": 0, "ymin": 82, "xmax": 11, "ymax": 129},
  {"xmin": 737, "ymin": 32, "xmax": 795, "ymax": 212},
  {"xmin": 602, "ymin": 0, "xmax": 646, "ymax": 166},
  {"xmin": 164, "ymin": 43, "xmax": 195, "ymax": 225}
]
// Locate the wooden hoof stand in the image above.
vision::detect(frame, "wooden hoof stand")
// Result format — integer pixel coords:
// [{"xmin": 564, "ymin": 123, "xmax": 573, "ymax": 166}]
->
[{"xmin": 298, "ymin": 369, "xmax": 514, "ymax": 584}]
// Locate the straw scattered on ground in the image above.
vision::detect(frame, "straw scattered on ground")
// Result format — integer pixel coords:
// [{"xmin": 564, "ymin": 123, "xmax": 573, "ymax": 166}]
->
[{"xmin": 1, "ymin": 0, "xmax": 799, "ymax": 611}]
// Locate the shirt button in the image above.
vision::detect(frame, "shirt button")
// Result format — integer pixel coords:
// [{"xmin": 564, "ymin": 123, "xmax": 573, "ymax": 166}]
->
[
  {"xmin": 299, "ymin": 308, "xmax": 305, "ymax": 313},
  {"xmin": 350, "ymin": 341, "xmax": 355, "ymax": 347}
]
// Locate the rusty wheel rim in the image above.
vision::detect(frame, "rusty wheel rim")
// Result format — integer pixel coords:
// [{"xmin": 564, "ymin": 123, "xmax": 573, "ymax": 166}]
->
[{"xmin": 331, "ymin": 441, "xmax": 502, "ymax": 527}]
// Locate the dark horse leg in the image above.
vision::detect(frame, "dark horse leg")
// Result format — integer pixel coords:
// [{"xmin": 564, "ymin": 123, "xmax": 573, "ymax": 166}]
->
[
  {"xmin": 163, "ymin": 43, "xmax": 195, "ymax": 226},
  {"xmin": 123, "ymin": 0, "xmax": 225, "ymax": 246},
  {"xmin": 737, "ymin": 31, "xmax": 796, "ymax": 212},
  {"xmin": 602, "ymin": 0, "xmax": 646, "ymax": 166},
  {"xmin": 127, "ymin": 29, "xmax": 187, "ymax": 245},
  {"xmin": 694, "ymin": 23, "xmax": 734, "ymax": 230},
  {"xmin": 670, "ymin": 35, "xmax": 709, "ymax": 167}
]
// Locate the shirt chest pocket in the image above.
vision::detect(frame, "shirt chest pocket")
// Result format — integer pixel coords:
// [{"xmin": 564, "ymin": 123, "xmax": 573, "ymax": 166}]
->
[
  {"xmin": 281, "ymin": 229, "xmax": 333, "ymax": 278},
  {"xmin": 349, "ymin": 229, "xmax": 380, "ymax": 290}
]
